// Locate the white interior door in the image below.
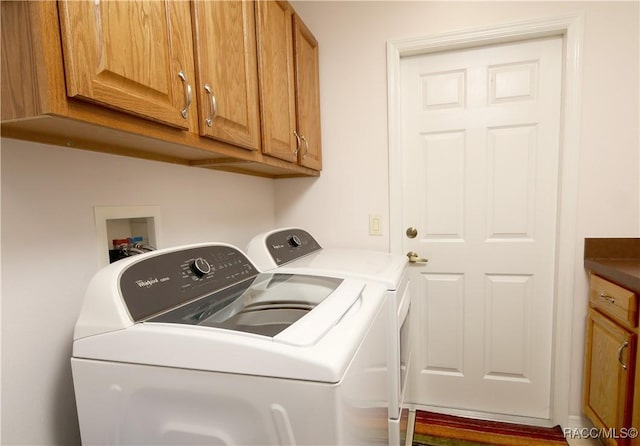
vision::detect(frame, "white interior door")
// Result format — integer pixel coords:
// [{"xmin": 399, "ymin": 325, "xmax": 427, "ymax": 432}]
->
[{"xmin": 401, "ymin": 37, "xmax": 562, "ymax": 420}]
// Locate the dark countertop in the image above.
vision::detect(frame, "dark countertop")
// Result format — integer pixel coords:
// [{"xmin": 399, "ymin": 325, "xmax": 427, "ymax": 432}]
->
[{"xmin": 584, "ymin": 238, "xmax": 640, "ymax": 293}]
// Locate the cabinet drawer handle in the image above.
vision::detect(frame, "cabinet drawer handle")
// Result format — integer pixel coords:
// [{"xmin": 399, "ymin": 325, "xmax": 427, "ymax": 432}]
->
[
  {"xmin": 300, "ymin": 135, "xmax": 309, "ymax": 160},
  {"xmin": 178, "ymin": 71, "xmax": 192, "ymax": 119},
  {"xmin": 599, "ymin": 293, "xmax": 615, "ymax": 304},
  {"xmin": 293, "ymin": 131, "xmax": 301, "ymax": 156},
  {"xmin": 618, "ymin": 341, "xmax": 629, "ymax": 370},
  {"xmin": 204, "ymin": 84, "xmax": 217, "ymax": 127}
]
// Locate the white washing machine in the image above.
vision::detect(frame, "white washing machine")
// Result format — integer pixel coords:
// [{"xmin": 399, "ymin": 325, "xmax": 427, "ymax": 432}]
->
[
  {"xmin": 247, "ymin": 228, "xmax": 412, "ymax": 446},
  {"xmin": 71, "ymin": 243, "xmax": 390, "ymax": 445}
]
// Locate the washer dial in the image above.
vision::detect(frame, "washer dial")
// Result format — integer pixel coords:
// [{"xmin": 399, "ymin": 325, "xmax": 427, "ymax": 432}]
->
[{"xmin": 190, "ymin": 257, "xmax": 212, "ymax": 278}]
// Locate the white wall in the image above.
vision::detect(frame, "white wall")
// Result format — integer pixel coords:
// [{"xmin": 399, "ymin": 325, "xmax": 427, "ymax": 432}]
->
[
  {"xmin": 283, "ymin": 0, "xmax": 639, "ymax": 423},
  {"xmin": 1, "ymin": 138, "xmax": 276, "ymax": 445}
]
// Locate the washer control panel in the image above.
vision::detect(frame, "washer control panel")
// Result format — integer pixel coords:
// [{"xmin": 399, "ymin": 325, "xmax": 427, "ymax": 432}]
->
[
  {"xmin": 265, "ymin": 229, "xmax": 322, "ymax": 266},
  {"xmin": 119, "ymin": 245, "xmax": 258, "ymax": 322}
]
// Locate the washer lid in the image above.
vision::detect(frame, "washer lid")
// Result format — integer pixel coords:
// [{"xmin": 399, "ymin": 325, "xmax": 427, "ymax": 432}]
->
[
  {"xmin": 72, "ymin": 278, "xmax": 385, "ymax": 382},
  {"xmin": 149, "ymin": 273, "xmax": 350, "ymax": 344}
]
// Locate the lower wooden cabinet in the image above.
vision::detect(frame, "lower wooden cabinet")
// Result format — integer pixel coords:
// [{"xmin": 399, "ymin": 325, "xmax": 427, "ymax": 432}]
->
[
  {"xmin": 584, "ymin": 308, "xmax": 635, "ymax": 445},
  {"xmin": 584, "ymin": 274, "xmax": 639, "ymax": 446}
]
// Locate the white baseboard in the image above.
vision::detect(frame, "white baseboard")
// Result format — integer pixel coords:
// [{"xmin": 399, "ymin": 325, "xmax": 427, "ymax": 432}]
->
[
  {"xmin": 565, "ymin": 414, "xmax": 596, "ymax": 429},
  {"xmin": 409, "ymin": 403, "xmax": 596, "ymax": 432},
  {"xmin": 408, "ymin": 403, "xmax": 556, "ymax": 428}
]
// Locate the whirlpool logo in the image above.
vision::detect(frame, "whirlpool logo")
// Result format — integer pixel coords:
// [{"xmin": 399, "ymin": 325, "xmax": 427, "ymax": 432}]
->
[
  {"xmin": 134, "ymin": 276, "xmax": 171, "ymax": 289},
  {"xmin": 136, "ymin": 278, "xmax": 159, "ymax": 288}
]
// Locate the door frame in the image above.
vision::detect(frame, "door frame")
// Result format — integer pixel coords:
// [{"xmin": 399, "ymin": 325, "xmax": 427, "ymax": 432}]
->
[{"xmin": 386, "ymin": 13, "xmax": 584, "ymax": 427}]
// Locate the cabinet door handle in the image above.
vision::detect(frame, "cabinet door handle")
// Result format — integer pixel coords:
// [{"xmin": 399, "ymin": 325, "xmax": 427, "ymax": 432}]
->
[
  {"xmin": 178, "ymin": 71, "xmax": 192, "ymax": 119},
  {"xmin": 618, "ymin": 341, "xmax": 629, "ymax": 370},
  {"xmin": 300, "ymin": 135, "xmax": 309, "ymax": 160},
  {"xmin": 204, "ymin": 84, "xmax": 217, "ymax": 127},
  {"xmin": 599, "ymin": 293, "xmax": 615, "ymax": 304},
  {"xmin": 293, "ymin": 131, "xmax": 301, "ymax": 156}
]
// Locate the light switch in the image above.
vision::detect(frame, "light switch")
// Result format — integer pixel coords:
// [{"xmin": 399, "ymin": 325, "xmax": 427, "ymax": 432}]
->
[{"xmin": 369, "ymin": 214, "xmax": 383, "ymax": 236}]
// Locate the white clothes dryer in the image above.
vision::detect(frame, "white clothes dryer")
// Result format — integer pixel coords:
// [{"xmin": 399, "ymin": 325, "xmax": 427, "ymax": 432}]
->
[
  {"xmin": 247, "ymin": 228, "xmax": 413, "ymax": 446},
  {"xmin": 71, "ymin": 243, "xmax": 389, "ymax": 445}
]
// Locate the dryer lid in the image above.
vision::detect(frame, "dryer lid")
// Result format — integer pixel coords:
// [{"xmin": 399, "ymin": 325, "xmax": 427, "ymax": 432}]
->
[{"xmin": 246, "ymin": 228, "xmax": 408, "ymax": 289}]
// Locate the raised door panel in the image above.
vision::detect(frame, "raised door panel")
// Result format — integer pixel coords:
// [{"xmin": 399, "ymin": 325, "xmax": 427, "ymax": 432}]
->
[
  {"xmin": 255, "ymin": 0, "xmax": 297, "ymax": 162},
  {"xmin": 192, "ymin": 0, "xmax": 260, "ymax": 151},
  {"xmin": 584, "ymin": 309, "xmax": 635, "ymax": 446},
  {"xmin": 293, "ymin": 15, "xmax": 322, "ymax": 171},
  {"xmin": 58, "ymin": 0, "xmax": 197, "ymax": 130}
]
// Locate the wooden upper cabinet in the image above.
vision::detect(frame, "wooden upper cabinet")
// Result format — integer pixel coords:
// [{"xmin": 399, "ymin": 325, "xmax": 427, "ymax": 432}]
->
[
  {"xmin": 57, "ymin": 0, "xmax": 197, "ymax": 130},
  {"xmin": 1, "ymin": 0, "xmax": 321, "ymax": 178},
  {"xmin": 293, "ymin": 15, "xmax": 322, "ymax": 171},
  {"xmin": 191, "ymin": 1, "xmax": 260, "ymax": 151},
  {"xmin": 255, "ymin": 0, "xmax": 298, "ymax": 163}
]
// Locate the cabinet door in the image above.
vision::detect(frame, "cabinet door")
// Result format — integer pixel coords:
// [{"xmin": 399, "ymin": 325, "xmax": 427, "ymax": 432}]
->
[
  {"xmin": 58, "ymin": 0, "xmax": 197, "ymax": 130},
  {"xmin": 192, "ymin": 0, "xmax": 260, "ymax": 151},
  {"xmin": 584, "ymin": 309, "xmax": 635, "ymax": 445},
  {"xmin": 293, "ymin": 15, "xmax": 322, "ymax": 171},
  {"xmin": 255, "ymin": 0, "xmax": 297, "ymax": 162}
]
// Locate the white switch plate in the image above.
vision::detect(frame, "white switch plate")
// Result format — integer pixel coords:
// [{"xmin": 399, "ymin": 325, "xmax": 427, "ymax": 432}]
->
[{"xmin": 369, "ymin": 214, "xmax": 383, "ymax": 236}]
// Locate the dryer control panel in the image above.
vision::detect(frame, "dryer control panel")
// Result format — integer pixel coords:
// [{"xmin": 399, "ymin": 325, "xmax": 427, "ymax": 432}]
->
[
  {"xmin": 119, "ymin": 245, "xmax": 259, "ymax": 322},
  {"xmin": 265, "ymin": 229, "xmax": 322, "ymax": 266}
]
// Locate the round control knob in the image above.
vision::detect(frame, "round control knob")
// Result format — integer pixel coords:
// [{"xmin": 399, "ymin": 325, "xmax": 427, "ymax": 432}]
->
[
  {"xmin": 287, "ymin": 235, "xmax": 302, "ymax": 248},
  {"xmin": 190, "ymin": 257, "xmax": 211, "ymax": 278}
]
